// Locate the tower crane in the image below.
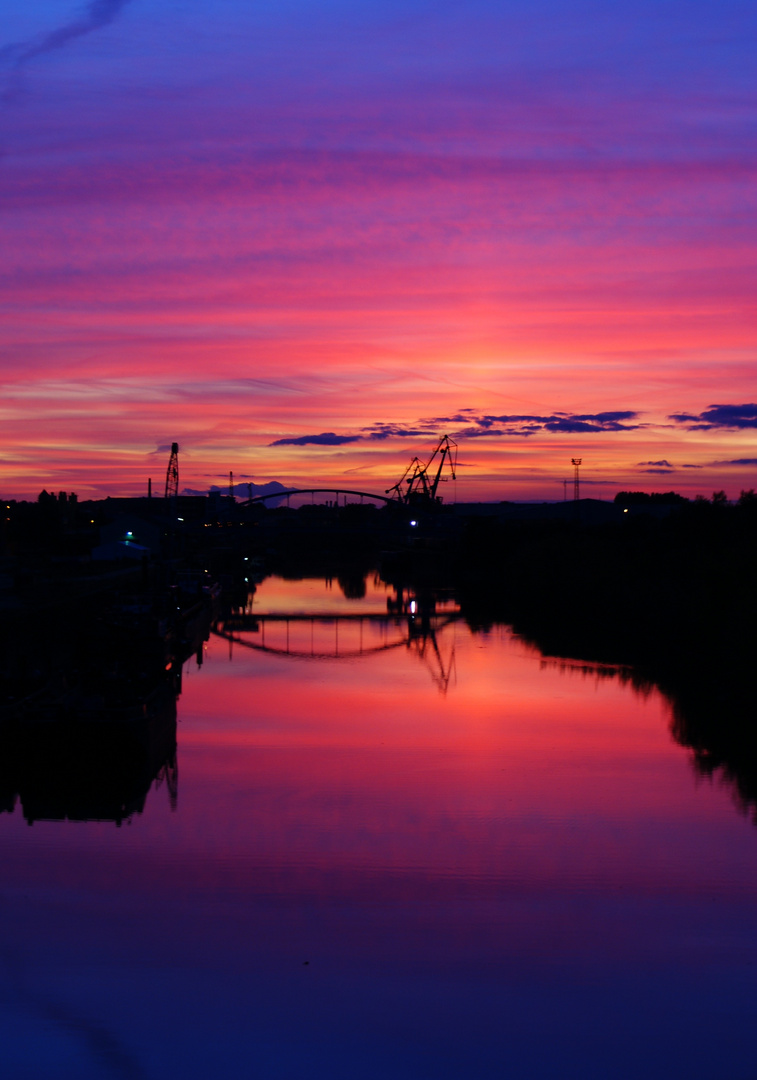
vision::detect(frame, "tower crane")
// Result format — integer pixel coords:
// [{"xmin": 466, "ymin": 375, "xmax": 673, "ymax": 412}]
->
[
  {"xmin": 165, "ymin": 442, "xmax": 179, "ymax": 499},
  {"xmin": 386, "ymin": 435, "xmax": 457, "ymax": 506}
]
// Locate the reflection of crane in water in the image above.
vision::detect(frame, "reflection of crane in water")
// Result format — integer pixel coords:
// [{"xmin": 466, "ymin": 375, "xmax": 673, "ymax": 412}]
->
[
  {"xmin": 386, "ymin": 435, "xmax": 457, "ymax": 506},
  {"xmin": 212, "ymin": 604, "xmax": 458, "ymax": 694},
  {"xmin": 407, "ymin": 623, "xmax": 456, "ymax": 694}
]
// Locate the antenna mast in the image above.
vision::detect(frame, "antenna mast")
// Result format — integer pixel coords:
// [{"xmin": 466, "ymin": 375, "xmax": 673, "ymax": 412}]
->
[{"xmin": 571, "ymin": 458, "xmax": 582, "ymax": 502}]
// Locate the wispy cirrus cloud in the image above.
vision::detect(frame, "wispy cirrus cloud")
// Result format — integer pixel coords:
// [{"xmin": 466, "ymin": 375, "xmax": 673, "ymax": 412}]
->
[{"xmin": 1, "ymin": 0, "xmax": 133, "ymax": 81}]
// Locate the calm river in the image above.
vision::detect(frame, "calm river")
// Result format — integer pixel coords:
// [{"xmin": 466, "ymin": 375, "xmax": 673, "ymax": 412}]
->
[{"xmin": 1, "ymin": 574, "xmax": 756, "ymax": 1079}]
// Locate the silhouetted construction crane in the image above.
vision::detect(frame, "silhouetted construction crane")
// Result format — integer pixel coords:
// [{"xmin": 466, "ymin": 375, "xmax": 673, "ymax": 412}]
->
[
  {"xmin": 165, "ymin": 442, "xmax": 179, "ymax": 499},
  {"xmin": 386, "ymin": 435, "xmax": 457, "ymax": 506}
]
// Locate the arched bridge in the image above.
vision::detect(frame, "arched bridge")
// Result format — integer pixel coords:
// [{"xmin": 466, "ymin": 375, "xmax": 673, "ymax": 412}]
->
[{"xmin": 243, "ymin": 488, "xmax": 397, "ymax": 508}]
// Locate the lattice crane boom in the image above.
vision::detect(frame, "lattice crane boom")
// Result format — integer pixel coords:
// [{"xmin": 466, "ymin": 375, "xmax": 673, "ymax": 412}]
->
[
  {"xmin": 165, "ymin": 442, "xmax": 179, "ymax": 499},
  {"xmin": 386, "ymin": 435, "xmax": 457, "ymax": 506},
  {"xmin": 427, "ymin": 435, "xmax": 457, "ymax": 500}
]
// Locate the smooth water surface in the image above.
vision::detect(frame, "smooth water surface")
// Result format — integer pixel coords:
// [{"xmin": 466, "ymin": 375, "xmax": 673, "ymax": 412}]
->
[{"xmin": 1, "ymin": 576, "xmax": 756, "ymax": 1079}]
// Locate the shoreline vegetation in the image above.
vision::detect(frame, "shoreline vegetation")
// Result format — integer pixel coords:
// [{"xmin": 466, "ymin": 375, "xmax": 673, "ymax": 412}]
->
[
  {"xmin": 449, "ymin": 496, "xmax": 757, "ymax": 823},
  {"xmin": 2, "ymin": 489, "xmax": 756, "ymax": 820}
]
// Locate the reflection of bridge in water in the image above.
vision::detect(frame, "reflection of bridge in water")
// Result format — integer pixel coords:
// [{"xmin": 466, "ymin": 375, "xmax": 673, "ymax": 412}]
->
[{"xmin": 213, "ymin": 611, "xmax": 459, "ymax": 693}]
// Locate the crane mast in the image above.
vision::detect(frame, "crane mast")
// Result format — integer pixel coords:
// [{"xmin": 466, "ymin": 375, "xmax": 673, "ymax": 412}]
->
[
  {"xmin": 386, "ymin": 435, "xmax": 457, "ymax": 506},
  {"xmin": 428, "ymin": 436, "xmax": 455, "ymax": 500},
  {"xmin": 165, "ymin": 442, "xmax": 179, "ymax": 499}
]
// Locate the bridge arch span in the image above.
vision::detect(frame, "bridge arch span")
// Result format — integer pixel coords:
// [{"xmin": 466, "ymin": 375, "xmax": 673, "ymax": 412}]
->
[{"xmin": 243, "ymin": 488, "xmax": 397, "ymax": 507}]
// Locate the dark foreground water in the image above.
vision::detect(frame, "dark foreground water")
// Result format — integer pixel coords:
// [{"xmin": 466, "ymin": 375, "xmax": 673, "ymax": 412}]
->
[{"xmin": 1, "ymin": 575, "xmax": 756, "ymax": 1079}]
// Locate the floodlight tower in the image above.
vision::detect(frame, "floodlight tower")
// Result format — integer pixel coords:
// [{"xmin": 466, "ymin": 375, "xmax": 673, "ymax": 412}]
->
[
  {"xmin": 165, "ymin": 442, "xmax": 179, "ymax": 499},
  {"xmin": 571, "ymin": 458, "xmax": 582, "ymax": 501}
]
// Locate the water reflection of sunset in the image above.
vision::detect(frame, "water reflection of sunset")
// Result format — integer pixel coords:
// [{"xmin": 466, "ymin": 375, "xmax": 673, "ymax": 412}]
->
[
  {"xmin": 2, "ymin": 575, "xmax": 756, "ymax": 1077},
  {"xmin": 247, "ymin": 573, "xmax": 394, "ymax": 616},
  {"xmin": 179, "ymin": 621, "xmax": 755, "ymax": 897}
]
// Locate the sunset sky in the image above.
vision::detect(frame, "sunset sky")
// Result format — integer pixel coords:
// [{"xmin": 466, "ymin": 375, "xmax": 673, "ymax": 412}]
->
[{"xmin": 1, "ymin": 0, "xmax": 755, "ymax": 501}]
